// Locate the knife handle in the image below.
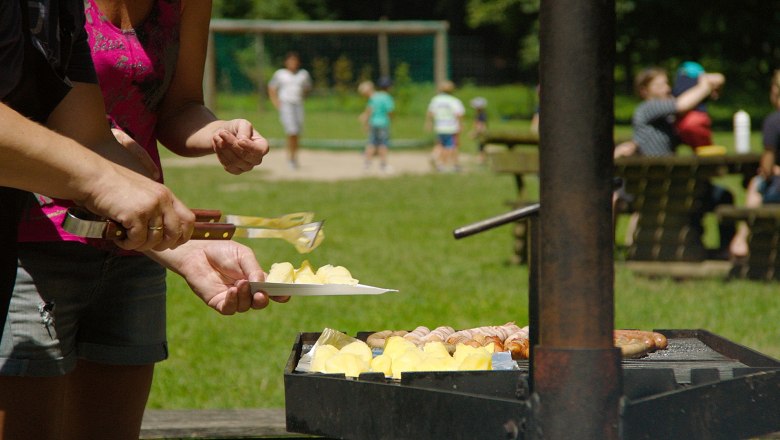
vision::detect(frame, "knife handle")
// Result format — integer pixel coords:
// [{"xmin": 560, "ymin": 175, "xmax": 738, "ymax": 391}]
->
[
  {"xmin": 104, "ymin": 220, "xmax": 236, "ymax": 240},
  {"xmin": 191, "ymin": 222, "xmax": 236, "ymax": 240},
  {"xmin": 104, "ymin": 221, "xmax": 127, "ymax": 239},
  {"xmin": 192, "ymin": 209, "xmax": 222, "ymax": 222}
]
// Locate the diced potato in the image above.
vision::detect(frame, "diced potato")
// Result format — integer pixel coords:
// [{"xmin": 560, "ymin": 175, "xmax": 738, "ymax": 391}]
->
[
  {"xmin": 391, "ymin": 348, "xmax": 424, "ymax": 379},
  {"xmin": 418, "ymin": 355, "xmax": 457, "ymax": 372},
  {"xmin": 310, "ymin": 344, "xmax": 339, "ymax": 373},
  {"xmin": 317, "ymin": 264, "xmax": 359, "ymax": 285},
  {"xmin": 266, "ymin": 262, "xmax": 295, "ymax": 283},
  {"xmin": 422, "ymin": 341, "xmax": 451, "ymax": 359},
  {"xmin": 339, "ymin": 340, "xmax": 373, "ymax": 364},
  {"xmin": 370, "ymin": 354, "xmax": 393, "ymax": 377},
  {"xmin": 457, "ymin": 352, "xmax": 492, "ymax": 371},
  {"xmin": 452, "ymin": 343, "xmax": 479, "ymax": 364},
  {"xmin": 294, "ymin": 260, "xmax": 320, "ymax": 284},
  {"xmin": 383, "ymin": 336, "xmax": 418, "ymax": 360},
  {"xmin": 324, "ymin": 352, "xmax": 369, "ymax": 378}
]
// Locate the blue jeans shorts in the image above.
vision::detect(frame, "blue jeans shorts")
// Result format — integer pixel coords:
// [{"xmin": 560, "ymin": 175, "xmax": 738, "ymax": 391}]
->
[
  {"xmin": 437, "ymin": 133, "xmax": 457, "ymax": 149},
  {"xmin": 368, "ymin": 126, "xmax": 390, "ymax": 147},
  {"xmin": 758, "ymin": 175, "xmax": 780, "ymax": 204},
  {"xmin": 0, "ymin": 242, "xmax": 167, "ymax": 377}
]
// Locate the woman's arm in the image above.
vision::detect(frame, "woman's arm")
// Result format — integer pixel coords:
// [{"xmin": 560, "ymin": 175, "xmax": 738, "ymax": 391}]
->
[
  {"xmin": 0, "ymin": 96, "xmax": 193, "ymax": 251},
  {"xmin": 145, "ymin": 240, "xmax": 290, "ymax": 315},
  {"xmin": 46, "ymin": 82, "xmax": 159, "ymax": 179},
  {"xmin": 155, "ymin": 0, "xmax": 268, "ymax": 174}
]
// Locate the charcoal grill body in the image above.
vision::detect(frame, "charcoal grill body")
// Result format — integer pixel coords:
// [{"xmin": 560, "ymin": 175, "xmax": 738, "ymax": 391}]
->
[{"xmin": 284, "ymin": 330, "xmax": 780, "ymax": 439}]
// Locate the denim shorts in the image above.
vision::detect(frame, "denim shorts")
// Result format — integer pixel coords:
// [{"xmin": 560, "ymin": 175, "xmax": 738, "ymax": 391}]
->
[
  {"xmin": 437, "ymin": 133, "xmax": 457, "ymax": 149},
  {"xmin": 0, "ymin": 242, "xmax": 167, "ymax": 377},
  {"xmin": 758, "ymin": 175, "xmax": 780, "ymax": 204},
  {"xmin": 368, "ymin": 126, "xmax": 390, "ymax": 147}
]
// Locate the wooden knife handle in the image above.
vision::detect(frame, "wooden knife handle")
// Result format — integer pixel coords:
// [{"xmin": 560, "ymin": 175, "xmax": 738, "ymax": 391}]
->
[
  {"xmin": 191, "ymin": 222, "xmax": 236, "ymax": 240},
  {"xmin": 104, "ymin": 221, "xmax": 127, "ymax": 239},
  {"xmin": 192, "ymin": 209, "xmax": 223, "ymax": 222}
]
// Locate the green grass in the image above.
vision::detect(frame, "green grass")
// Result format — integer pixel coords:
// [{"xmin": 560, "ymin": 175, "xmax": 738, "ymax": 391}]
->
[{"xmin": 148, "ymin": 160, "xmax": 780, "ymax": 410}]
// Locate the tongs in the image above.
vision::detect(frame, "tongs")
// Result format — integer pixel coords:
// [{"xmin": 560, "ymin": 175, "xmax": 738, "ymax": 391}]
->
[
  {"xmin": 192, "ymin": 209, "xmax": 314, "ymax": 229},
  {"xmin": 62, "ymin": 207, "xmax": 325, "ymax": 253}
]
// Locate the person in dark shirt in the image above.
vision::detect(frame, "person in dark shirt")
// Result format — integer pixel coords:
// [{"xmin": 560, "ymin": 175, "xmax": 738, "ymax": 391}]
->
[
  {"xmin": 0, "ymin": 3, "xmax": 285, "ymax": 438},
  {"xmin": 730, "ymin": 70, "xmax": 780, "ymax": 257}
]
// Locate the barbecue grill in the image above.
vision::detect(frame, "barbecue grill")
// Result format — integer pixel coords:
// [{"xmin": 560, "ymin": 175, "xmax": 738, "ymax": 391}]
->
[{"xmin": 283, "ymin": 1, "xmax": 780, "ymax": 438}]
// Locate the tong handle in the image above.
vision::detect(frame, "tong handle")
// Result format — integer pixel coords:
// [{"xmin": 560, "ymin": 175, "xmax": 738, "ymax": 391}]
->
[
  {"xmin": 104, "ymin": 219, "xmax": 236, "ymax": 240},
  {"xmin": 192, "ymin": 209, "xmax": 223, "ymax": 222},
  {"xmin": 191, "ymin": 222, "xmax": 236, "ymax": 240}
]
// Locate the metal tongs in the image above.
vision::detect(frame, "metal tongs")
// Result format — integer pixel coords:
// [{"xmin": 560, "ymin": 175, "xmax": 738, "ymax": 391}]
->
[{"xmin": 62, "ymin": 207, "xmax": 325, "ymax": 253}]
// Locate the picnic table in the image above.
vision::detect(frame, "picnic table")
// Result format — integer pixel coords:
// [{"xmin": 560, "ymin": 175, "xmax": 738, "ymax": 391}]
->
[
  {"xmin": 480, "ymin": 130, "xmax": 539, "ymax": 149},
  {"xmin": 486, "ymin": 145, "xmax": 761, "ymax": 267},
  {"xmin": 614, "ymin": 153, "xmax": 760, "ymax": 263}
]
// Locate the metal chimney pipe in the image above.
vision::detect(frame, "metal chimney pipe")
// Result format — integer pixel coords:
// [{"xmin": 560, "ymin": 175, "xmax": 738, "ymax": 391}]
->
[{"xmin": 531, "ymin": 0, "xmax": 622, "ymax": 438}]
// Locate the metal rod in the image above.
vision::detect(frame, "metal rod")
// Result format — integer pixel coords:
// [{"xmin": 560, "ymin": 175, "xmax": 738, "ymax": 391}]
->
[
  {"xmin": 532, "ymin": 0, "xmax": 621, "ymax": 438},
  {"xmin": 452, "ymin": 204, "xmax": 540, "ymax": 239}
]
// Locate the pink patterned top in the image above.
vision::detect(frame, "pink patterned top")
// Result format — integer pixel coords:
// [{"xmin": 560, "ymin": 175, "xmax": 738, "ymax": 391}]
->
[{"xmin": 18, "ymin": 0, "xmax": 181, "ymax": 244}]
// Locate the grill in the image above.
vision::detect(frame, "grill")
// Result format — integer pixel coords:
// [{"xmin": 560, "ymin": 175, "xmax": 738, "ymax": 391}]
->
[
  {"xmin": 283, "ymin": 1, "xmax": 780, "ymax": 438},
  {"xmin": 284, "ymin": 330, "xmax": 780, "ymax": 439}
]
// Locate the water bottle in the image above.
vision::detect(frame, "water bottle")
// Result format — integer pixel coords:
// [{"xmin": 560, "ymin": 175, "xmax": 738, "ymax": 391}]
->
[{"xmin": 734, "ymin": 110, "xmax": 751, "ymax": 154}]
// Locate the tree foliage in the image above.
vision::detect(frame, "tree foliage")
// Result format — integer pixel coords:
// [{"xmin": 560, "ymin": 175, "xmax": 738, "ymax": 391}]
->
[{"xmin": 211, "ymin": 0, "xmax": 780, "ymax": 99}]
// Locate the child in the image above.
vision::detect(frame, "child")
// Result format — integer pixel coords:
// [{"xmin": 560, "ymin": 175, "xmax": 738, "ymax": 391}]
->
[
  {"xmin": 359, "ymin": 77, "xmax": 395, "ymax": 172},
  {"xmin": 469, "ymin": 97, "xmax": 489, "ymax": 164},
  {"xmin": 426, "ymin": 80, "xmax": 465, "ymax": 172},
  {"xmin": 672, "ymin": 61, "xmax": 724, "ymax": 151}
]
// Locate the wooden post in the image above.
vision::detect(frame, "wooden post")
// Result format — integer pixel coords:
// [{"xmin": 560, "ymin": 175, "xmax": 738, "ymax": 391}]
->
[
  {"xmin": 204, "ymin": 30, "xmax": 217, "ymax": 110},
  {"xmin": 378, "ymin": 32, "xmax": 389, "ymax": 79},
  {"xmin": 434, "ymin": 27, "xmax": 447, "ymax": 85},
  {"xmin": 254, "ymin": 34, "xmax": 266, "ymax": 112}
]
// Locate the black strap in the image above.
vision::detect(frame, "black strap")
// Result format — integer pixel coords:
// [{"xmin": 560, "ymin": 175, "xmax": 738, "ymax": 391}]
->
[{"xmin": 3, "ymin": 0, "xmax": 72, "ymax": 123}]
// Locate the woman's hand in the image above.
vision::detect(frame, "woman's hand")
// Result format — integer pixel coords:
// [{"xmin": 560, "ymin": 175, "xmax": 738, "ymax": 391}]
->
[
  {"xmin": 147, "ymin": 241, "xmax": 290, "ymax": 315},
  {"xmin": 212, "ymin": 119, "xmax": 270, "ymax": 175}
]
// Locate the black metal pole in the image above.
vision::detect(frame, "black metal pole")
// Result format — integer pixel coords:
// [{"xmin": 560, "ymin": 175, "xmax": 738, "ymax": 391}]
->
[{"xmin": 531, "ymin": 0, "xmax": 622, "ymax": 438}]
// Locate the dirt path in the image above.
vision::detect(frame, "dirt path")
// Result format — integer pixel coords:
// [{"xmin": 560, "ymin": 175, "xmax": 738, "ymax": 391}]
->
[{"xmin": 162, "ymin": 148, "xmax": 477, "ymax": 181}]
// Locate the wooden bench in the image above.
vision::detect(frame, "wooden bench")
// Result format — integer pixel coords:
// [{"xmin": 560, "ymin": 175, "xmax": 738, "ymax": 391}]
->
[
  {"xmin": 485, "ymin": 147, "xmax": 539, "ymax": 264},
  {"xmin": 614, "ymin": 154, "xmax": 759, "ymax": 263},
  {"xmin": 480, "ymin": 130, "xmax": 539, "ymax": 149},
  {"xmin": 140, "ymin": 408, "xmax": 324, "ymax": 439},
  {"xmin": 716, "ymin": 205, "xmax": 780, "ymax": 280}
]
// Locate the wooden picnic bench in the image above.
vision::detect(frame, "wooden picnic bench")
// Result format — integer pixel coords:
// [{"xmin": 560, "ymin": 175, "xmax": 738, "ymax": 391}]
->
[
  {"xmin": 140, "ymin": 408, "xmax": 325, "ymax": 439},
  {"xmin": 480, "ymin": 130, "xmax": 539, "ymax": 149},
  {"xmin": 485, "ymin": 146, "xmax": 539, "ymax": 264},
  {"xmin": 614, "ymin": 153, "xmax": 759, "ymax": 263},
  {"xmin": 716, "ymin": 205, "xmax": 780, "ymax": 280}
]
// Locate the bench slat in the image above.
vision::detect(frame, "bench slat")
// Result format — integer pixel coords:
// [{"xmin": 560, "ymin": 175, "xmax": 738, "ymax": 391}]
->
[{"xmin": 140, "ymin": 408, "xmax": 312, "ymax": 439}]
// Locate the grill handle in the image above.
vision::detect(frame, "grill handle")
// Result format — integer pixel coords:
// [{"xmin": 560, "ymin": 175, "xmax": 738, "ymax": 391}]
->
[{"xmin": 453, "ymin": 203, "xmax": 540, "ymax": 239}]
